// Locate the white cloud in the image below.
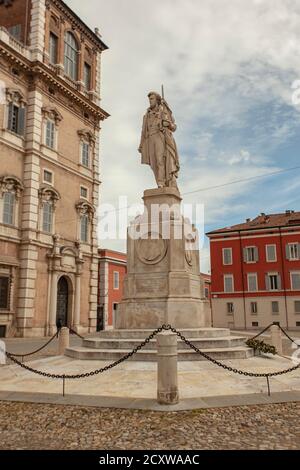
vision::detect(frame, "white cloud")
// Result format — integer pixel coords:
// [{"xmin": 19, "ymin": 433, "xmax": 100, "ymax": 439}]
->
[{"xmin": 67, "ymin": 0, "xmax": 300, "ymax": 262}]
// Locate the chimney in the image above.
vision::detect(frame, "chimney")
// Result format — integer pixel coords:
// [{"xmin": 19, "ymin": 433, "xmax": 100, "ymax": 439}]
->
[
  {"xmin": 260, "ymin": 213, "xmax": 266, "ymax": 217},
  {"xmin": 246, "ymin": 218, "xmax": 251, "ymax": 223},
  {"xmin": 286, "ymin": 210, "xmax": 291, "ymax": 215}
]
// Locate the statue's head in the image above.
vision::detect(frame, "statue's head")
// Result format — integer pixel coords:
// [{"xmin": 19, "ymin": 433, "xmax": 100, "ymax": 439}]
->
[{"xmin": 148, "ymin": 92, "xmax": 161, "ymax": 109}]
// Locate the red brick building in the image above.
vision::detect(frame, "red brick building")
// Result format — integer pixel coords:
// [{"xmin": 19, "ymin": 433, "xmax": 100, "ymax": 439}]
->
[
  {"xmin": 98, "ymin": 250, "xmax": 126, "ymax": 330},
  {"xmin": 207, "ymin": 211, "xmax": 300, "ymax": 330}
]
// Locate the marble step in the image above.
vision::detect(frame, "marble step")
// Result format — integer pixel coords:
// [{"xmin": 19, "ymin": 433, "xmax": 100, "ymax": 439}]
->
[
  {"xmin": 94, "ymin": 328, "xmax": 231, "ymax": 339},
  {"xmin": 82, "ymin": 336, "xmax": 246, "ymax": 350},
  {"xmin": 65, "ymin": 346, "xmax": 254, "ymax": 361}
]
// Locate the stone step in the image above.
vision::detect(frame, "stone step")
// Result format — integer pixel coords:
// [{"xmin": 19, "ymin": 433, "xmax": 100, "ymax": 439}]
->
[
  {"xmin": 65, "ymin": 346, "xmax": 253, "ymax": 361},
  {"xmin": 95, "ymin": 328, "xmax": 230, "ymax": 339},
  {"xmin": 82, "ymin": 336, "xmax": 247, "ymax": 350}
]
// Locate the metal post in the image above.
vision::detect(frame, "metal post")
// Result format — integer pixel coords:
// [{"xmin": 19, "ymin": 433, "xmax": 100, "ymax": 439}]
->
[{"xmin": 157, "ymin": 331, "xmax": 179, "ymax": 405}]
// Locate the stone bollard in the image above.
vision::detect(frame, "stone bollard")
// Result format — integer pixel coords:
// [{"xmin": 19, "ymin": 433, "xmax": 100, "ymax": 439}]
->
[
  {"xmin": 270, "ymin": 324, "xmax": 283, "ymax": 355},
  {"xmin": 58, "ymin": 327, "xmax": 70, "ymax": 356},
  {"xmin": 157, "ymin": 331, "xmax": 179, "ymax": 405}
]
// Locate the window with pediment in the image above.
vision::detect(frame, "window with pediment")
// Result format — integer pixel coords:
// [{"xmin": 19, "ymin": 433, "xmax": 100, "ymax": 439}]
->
[
  {"xmin": 39, "ymin": 186, "xmax": 60, "ymax": 234},
  {"xmin": 0, "ymin": 176, "xmax": 23, "ymax": 227}
]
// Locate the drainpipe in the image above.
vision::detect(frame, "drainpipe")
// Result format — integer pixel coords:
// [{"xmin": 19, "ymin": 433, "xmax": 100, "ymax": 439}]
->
[
  {"xmin": 238, "ymin": 230, "xmax": 247, "ymax": 329},
  {"xmin": 279, "ymin": 227, "xmax": 289, "ymax": 329}
]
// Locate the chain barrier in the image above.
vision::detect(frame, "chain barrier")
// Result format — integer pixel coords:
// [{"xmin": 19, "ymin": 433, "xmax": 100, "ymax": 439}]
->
[
  {"xmin": 1, "ymin": 324, "xmax": 300, "ymax": 398},
  {"xmin": 168, "ymin": 326, "xmax": 300, "ymax": 378},
  {"xmin": 2, "ymin": 326, "xmax": 164, "ymax": 380},
  {"xmin": 249, "ymin": 323, "xmax": 274, "ymax": 340},
  {"xmin": 277, "ymin": 325, "xmax": 300, "ymax": 348},
  {"xmin": 6, "ymin": 331, "xmax": 58, "ymax": 360},
  {"xmin": 69, "ymin": 328, "xmax": 85, "ymax": 341}
]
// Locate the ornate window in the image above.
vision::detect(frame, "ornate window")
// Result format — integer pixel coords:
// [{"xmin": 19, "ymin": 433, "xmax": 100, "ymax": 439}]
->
[
  {"xmin": 39, "ymin": 186, "xmax": 60, "ymax": 234},
  {"xmin": 76, "ymin": 200, "xmax": 95, "ymax": 244},
  {"xmin": 77, "ymin": 129, "xmax": 95, "ymax": 168},
  {"xmin": 6, "ymin": 89, "xmax": 27, "ymax": 136},
  {"xmin": 42, "ymin": 107, "xmax": 62, "ymax": 151},
  {"xmin": 64, "ymin": 32, "xmax": 78, "ymax": 81},
  {"xmin": 0, "ymin": 176, "xmax": 23, "ymax": 227}
]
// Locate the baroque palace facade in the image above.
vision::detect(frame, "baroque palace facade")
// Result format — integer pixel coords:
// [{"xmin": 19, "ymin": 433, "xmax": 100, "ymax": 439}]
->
[{"xmin": 0, "ymin": 0, "xmax": 108, "ymax": 337}]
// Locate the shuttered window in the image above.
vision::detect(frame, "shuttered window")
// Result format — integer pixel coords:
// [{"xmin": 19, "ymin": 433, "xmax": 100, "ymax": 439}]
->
[
  {"xmin": 84, "ymin": 63, "xmax": 91, "ymax": 90},
  {"xmin": 0, "ymin": 277, "xmax": 9, "ymax": 310},
  {"xmin": 271, "ymin": 301, "xmax": 279, "ymax": 314},
  {"xmin": 113, "ymin": 272, "xmax": 120, "ymax": 290},
  {"xmin": 244, "ymin": 246, "xmax": 258, "ymax": 263},
  {"xmin": 286, "ymin": 243, "xmax": 300, "ymax": 260},
  {"xmin": 81, "ymin": 142, "xmax": 90, "ymax": 167},
  {"xmin": 45, "ymin": 120, "xmax": 55, "ymax": 149},
  {"xmin": 247, "ymin": 273, "xmax": 258, "ymax": 292},
  {"xmin": 7, "ymin": 103, "xmax": 25, "ymax": 136},
  {"xmin": 291, "ymin": 273, "xmax": 300, "ymax": 290},
  {"xmin": 3, "ymin": 192, "xmax": 15, "ymax": 225},
  {"xmin": 224, "ymin": 275, "xmax": 234, "ymax": 293},
  {"xmin": 266, "ymin": 244, "xmax": 277, "ymax": 262},
  {"xmin": 266, "ymin": 273, "xmax": 281, "ymax": 291},
  {"xmin": 294, "ymin": 301, "xmax": 300, "ymax": 313},
  {"xmin": 42, "ymin": 202, "xmax": 53, "ymax": 233},
  {"xmin": 80, "ymin": 215, "xmax": 89, "ymax": 243},
  {"xmin": 222, "ymin": 248, "xmax": 232, "ymax": 265}
]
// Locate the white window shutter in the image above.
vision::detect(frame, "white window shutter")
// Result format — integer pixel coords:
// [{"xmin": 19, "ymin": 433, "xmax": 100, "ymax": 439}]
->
[
  {"xmin": 254, "ymin": 247, "xmax": 259, "ymax": 262},
  {"xmin": 265, "ymin": 274, "xmax": 270, "ymax": 290},
  {"xmin": 277, "ymin": 274, "xmax": 282, "ymax": 290},
  {"xmin": 286, "ymin": 244, "xmax": 290, "ymax": 260}
]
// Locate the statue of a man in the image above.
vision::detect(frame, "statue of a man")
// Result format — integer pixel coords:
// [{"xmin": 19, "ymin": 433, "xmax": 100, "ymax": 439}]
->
[{"xmin": 138, "ymin": 92, "xmax": 180, "ymax": 189}]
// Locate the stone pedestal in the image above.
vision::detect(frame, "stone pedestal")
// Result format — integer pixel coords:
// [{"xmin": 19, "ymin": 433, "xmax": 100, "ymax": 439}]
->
[
  {"xmin": 58, "ymin": 327, "xmax": 70, "ymax": 356},
  {"xmin": 270, "ymin": 325, "xmax": 283, "ymax": 355},
  {"xmin": 116, "ymin": 188, "xmax": 210, "ymax": 329}
]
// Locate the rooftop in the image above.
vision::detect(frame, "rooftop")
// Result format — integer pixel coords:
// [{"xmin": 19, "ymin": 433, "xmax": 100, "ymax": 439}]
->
[{"xmin": 207, "ymin": 210, "xmax": 300, "ymax": 236}]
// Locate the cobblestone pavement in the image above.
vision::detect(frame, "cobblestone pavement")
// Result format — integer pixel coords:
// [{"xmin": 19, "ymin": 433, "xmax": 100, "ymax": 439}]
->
[{"xmin": 0, "ymin": 401, "xmax": 299, "ymax": 450}]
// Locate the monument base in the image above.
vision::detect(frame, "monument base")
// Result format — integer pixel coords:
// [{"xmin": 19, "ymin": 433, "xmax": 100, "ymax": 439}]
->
[{"xmin": 115, "ymin": 187, "xmax": 210, "ymax": 330}]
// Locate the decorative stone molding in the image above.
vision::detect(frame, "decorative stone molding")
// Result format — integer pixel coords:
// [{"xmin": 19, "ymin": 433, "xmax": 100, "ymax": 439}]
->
[
  {"xmin": 39, "ymin": 185, "xmax": 61, "ymax": 208},
  {"xmin": 75, "ymin": 200, "xmax": 95, "ymax": 219},
  {"xmin": 5, "ymin": 88, "xmax": 27, "ymax": 106},
  {"xmin": 77, "ymin": 128, "xmax": 96, "ymax": 144},
  {"xmin": 0, "ymin": 176, "xmax": 24, "ymax": 199},
  {"xmin": 42, "ymin": 106, "xmax": 63, "ymax": 125}
]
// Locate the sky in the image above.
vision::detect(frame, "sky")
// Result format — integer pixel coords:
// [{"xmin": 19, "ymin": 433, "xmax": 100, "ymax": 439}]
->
[{"xmin": 68, "ymin": 0, "xmax": 300, "ymax": 273}]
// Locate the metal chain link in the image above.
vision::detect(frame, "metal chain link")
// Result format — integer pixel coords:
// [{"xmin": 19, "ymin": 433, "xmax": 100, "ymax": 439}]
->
[
  {"xmin": 250, "ymin": 323, "xmax": 274, "ymax": 340},
  {"xmin": 68, "ymin": 328, "xmax": 85, "ymax": 341},
  {"xmin": 7, "ymin": 332, "xmax": 58, "ymax": 358},
  {"xmin": 277, "ymin": 325, "xmax": 300, "ymax": 348},
  {"xmin": 2, "ymin": 324, "xmax": 300, "ymax": 381},
  {"xmin": 3, "ymin": 326, "xmax": 165, "ymax": 380},
  {"xmin": 167, "ymin": 325, "xmax": 300, "ymax": 378}
]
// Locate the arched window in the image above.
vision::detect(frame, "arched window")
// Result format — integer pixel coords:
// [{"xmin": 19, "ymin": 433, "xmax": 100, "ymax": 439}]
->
[{"xmin": 64, "ymin": 32, "xmax": 78, "ymax": 81}]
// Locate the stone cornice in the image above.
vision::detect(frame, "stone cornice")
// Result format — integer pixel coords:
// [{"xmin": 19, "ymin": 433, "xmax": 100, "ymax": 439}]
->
[
  {"xmin": 0, "ymin": 41, "xmax": 110, "ymax": 122},
  {"xmin": 48, "ymin": 0, "xmax": 108, "ymax": 52}
]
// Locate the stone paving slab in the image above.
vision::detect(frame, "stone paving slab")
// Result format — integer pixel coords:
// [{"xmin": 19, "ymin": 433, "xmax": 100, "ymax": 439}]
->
[{"xmin": 0, "ymin": 390, "xmax": 299, "ymax": 411}]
